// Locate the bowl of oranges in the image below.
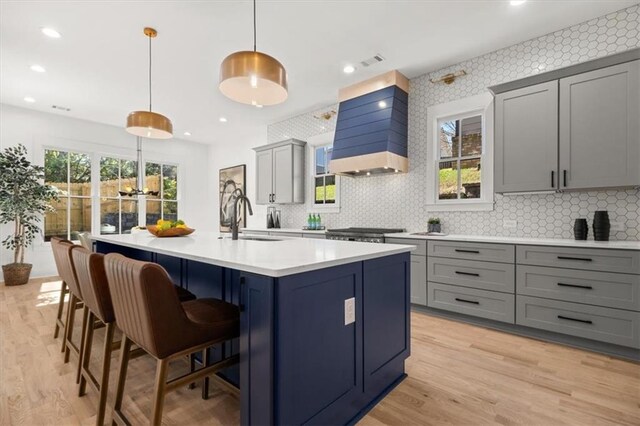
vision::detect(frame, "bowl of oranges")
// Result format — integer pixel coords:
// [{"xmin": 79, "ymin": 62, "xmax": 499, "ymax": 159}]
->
[{"xmin": 147, "ymin": 219, "xmax": 195, "ymax": 237}]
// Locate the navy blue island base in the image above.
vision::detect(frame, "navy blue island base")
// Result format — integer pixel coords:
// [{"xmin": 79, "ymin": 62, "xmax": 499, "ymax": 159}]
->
[{"xmin": 96, "ymin": 241, "xmax": 410, "ymax": 426}]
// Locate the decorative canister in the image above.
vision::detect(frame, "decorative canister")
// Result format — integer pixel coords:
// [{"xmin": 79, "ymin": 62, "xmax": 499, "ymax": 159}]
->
[
  {"xmin": 592, "ymin": 210, "xmax": 610, "ymax": 241},
  {"xmin": 573, "ymin": 218, "xmax": 588, "ymax": 240}
]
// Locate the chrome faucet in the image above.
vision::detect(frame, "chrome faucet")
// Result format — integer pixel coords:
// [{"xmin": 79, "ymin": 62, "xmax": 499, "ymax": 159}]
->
[{"xmin": 230, "ymin": 188, "xmax": 254, "ymax": 240}]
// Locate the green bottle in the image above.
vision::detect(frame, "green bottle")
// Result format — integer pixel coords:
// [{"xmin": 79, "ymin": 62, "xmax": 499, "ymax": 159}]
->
[
  {"xmin": 316, "ymin": 214, "xmax": 321, "ymax": 230},
  {"xmin": 311, "ymin": 214, "xmax": 317, "ymax": 230},
  {"xmin": 307, "ymin": 214, "xmax": 313, "ymax": 229}
]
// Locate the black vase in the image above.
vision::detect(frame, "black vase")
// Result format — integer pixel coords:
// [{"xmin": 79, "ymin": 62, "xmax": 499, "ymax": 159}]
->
[
  {"xmin": 573, "ymin": 218, "xmax": 588, "ymax": 240},
  {"xmin": 593, "ymin": 210, "xmax": 610, "ymax": 241}
]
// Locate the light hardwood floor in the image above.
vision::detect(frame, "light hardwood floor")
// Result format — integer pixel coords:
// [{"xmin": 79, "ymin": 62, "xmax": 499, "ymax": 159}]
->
[{"xmin": 1, "ymin": 277, "xmax": 639, "ymax": 425}]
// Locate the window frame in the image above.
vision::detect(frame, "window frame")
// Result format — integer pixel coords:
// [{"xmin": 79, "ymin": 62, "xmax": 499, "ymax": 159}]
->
[
  {"xmin": 98, "ymin": 156, "xmax": 140, "ymax": 235},
  {"xmin": 43, "ymin": 147, "xmax": 93, "ymax": 241},
  {"xmin": 144, "ymin": 161, "xmax": 179, "ymax": 226},
  {"xmin": 426, "ymin": 93, "xmax": 494, "ymax": 212},
  {"xmin": 306, "ymin": 131, "xmax": 341, "ymax": 213}
]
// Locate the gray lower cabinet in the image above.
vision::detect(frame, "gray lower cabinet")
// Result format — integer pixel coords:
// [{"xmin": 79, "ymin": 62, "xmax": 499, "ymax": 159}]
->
[
  {"xmin": 428, "ymin": 257, "xmax": 514, "ymax": 293},
  {"xmin": 517, "ymin": 265, "xmax": 640, "ymax": 311},
  {"xmin": 559, "ymin": 61, "xmax": 640, "ymax": 190},
  {"xmin": 427, "ymin": 240, "xmax": 515, "ymax": 263},
  {"xmin": 386, "ymin": 238, "xmax": 427, "ymax": 306},
  {"xmin": 516, "ymin": 295, "xmax": 640, "ymax": 349},
  {"xmin": 428, "ymin": 282, "xmax": 515, "ymax": 324},
  {"xmin": 411, "ymin": 255, "xmax": 427, "ymax": 306},
  {"xmin": 495, "ymin": 81, "xmax": 559, "ymax": 192},
  {"xmin": 517, "ymin": 245, "xmax": 640, "ymax": 274}
]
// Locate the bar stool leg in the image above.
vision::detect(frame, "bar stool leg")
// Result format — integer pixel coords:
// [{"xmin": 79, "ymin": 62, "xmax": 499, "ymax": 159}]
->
[
  {"xmin": 188, "ymin": 354, "xmax": 196, "ymax": 390},
  {"xmin": 78, "ymin": 310, "xmax": 95, "ymax": 397},
  {"xmin": 96, "ymin": 322, "xmax": 115, "ymax": 426},
  {"xmin": 54, "ymin": 281, "xmax": 68, "ymax": 339},
  {"xmin": 76, "ymin": 306, "xmax": 90, "ymax": 384},
  {"xmin": 112, "ymin": 336, "xmax": 132, "ymax": 426},
  {"xmin": 150, "ymin": 358, "xmax": 169, "ymax": 426},
  {"xmin": 202, "ymin": 347, "xmax": 211, "ymax": 400},
  {"xmin": 63, "ymin": 294, "xmax": 78, "ymax": 363}
]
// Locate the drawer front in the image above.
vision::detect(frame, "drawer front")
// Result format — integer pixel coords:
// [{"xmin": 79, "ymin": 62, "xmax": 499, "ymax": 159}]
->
[
  {"xmin": 517, "ymin": 265, "xmax": 640, "ymax": 311},
  {"xmin": 386, "ymin": 238, "xmax": 426, "ymax": 256},
  {"xmin": 428, "ymin": 257, "xmax": 515, "ymax": 293},
  {"xmin": 428, "ymin": 282, "xmax": 515, "ymax": 323},
  {"xmin": 303, "ymin": 233, "xmax": 326, "ymax": 239},
  {"xmin": 411, "ymin": 255, "xmax": 427, "ymax": 306},
  {"xmin": 517, "ymin": 245, "xmax": 640, "ymax": 274},
  {"xmin": 517, "ymin": 296, "xmax": 640, "ymax": 348},
  {"xmin": 271, "ymin": 232, "xmax": 304, "ymax": 238},
  {"xmin": 428, "ymin": 241, "xmax": 515, "ymax": 263}
]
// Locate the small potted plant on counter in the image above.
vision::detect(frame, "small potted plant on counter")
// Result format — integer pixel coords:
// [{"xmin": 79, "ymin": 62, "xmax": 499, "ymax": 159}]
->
[
  {"xmin": 427, "ymin": 217, "xmax": 441, "ymax": 233},
  {"xmin": 0, "ymin": 144, "xmax": 58, "ymax": 286}
]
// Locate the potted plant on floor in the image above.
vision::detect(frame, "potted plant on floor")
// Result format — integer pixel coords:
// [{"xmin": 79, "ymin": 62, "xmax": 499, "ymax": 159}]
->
[{"xmin": 0, "ymin": 144, "xmax": 58, "ymax": 286}]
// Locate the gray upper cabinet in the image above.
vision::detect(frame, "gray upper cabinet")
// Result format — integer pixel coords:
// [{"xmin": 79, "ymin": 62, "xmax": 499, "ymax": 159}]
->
[
  {"xmin": 495, "ymin": 81, "xmax": 559, "ymax": 192},
  {"xmin": 559, "ymin": 61, "xmax": 639, "ymax": 190},
  {"xmin": 253, "ymin": 139, "xmax": 306, "ymax": 205},
  {"xmin": 491, "ymin": 49, "xmax": 640, "ymax": 193}
]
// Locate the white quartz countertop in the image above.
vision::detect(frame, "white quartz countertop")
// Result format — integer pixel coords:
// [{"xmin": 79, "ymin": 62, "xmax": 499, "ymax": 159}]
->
[
  {"xmin": 385, "ymin": 233, "xmax": 640, "ymax": 251},
  {"xmin": 92, "ymin": 232, "xmax": 413, "ymax": 277},
  {"xmin": 242, "ymin": 227, "xmax": 326, "ymax": 235}
]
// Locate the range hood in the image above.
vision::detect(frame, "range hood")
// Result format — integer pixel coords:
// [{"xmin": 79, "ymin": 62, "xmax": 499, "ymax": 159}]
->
[{"xmin": 329, "ymin": 70, "xmax": 409, "ymax": 176}]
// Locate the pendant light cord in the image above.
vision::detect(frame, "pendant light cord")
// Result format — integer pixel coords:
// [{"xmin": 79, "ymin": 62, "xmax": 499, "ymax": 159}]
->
[
  {"xmin": 148, "ymin": 33, "xmax": 152, "ymax": 111},
  {"xmin": 253, "ymin": 0, "xmax": 257, "ymax": 52}
]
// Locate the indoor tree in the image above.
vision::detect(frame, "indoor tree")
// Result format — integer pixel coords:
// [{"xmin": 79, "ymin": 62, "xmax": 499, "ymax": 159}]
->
[{"xmin": 0, "ymin": 144, "xmax": 58, "ymax": 285}]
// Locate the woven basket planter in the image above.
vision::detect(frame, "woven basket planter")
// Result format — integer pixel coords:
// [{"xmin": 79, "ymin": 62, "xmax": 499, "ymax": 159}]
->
[{"xmin": 2, "ymin": 263, "xmax": 32, "ymax": 286}]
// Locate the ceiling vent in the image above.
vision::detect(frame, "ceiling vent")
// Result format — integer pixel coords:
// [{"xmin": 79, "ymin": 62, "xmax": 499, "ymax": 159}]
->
[
  {"xmin": 360, "ymin": 54, "xmax": 385, "ymax": 68},
  {"xmin": 51, "ymin": 105, "xmax": 71, "ymax": 112}
]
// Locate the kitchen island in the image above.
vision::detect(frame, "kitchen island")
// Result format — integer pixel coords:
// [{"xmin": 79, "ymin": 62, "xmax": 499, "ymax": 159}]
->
[{"xmin": 93, "ymin": 232, "xmax": 414, "ymax": 426}]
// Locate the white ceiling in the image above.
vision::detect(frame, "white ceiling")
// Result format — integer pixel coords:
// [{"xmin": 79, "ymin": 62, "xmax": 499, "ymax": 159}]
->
[{"xmin": 1, "ymin": 0, "xmax": 636, "ymax": 145}]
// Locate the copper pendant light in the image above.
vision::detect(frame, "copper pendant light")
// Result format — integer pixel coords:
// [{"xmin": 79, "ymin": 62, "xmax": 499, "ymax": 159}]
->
[
  {"xmin": 219, "ymin": 0, "xmax": 288, "ymax": 106},
  {"xmin": 126, "ymin": 27, "xmax": 173, "ymax": 139}
]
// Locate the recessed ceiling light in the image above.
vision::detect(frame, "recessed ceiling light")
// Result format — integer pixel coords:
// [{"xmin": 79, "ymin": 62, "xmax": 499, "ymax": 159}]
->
[
  {"xmin": 219, "ymin": 117, "xmax": 228, "ymax": 123},
  {"xmin": 343, "ymin": 65, "xmax": 356, "ymax": 74},
  {"xmin": 510, "ymin": 0, "xmax": 526, "ymax": 5},
  {"xmin": 378, "ymin": 101, "xmax": 387, "ymax": 108},
  {"xmin": 24, "ymin": 96, "xmax": 36, "ymax": 103},
  {"xmin": 255, "ymin": 104, "xmax": 263, "ymax": 108},
  {"xmin": 366, "ymin": 171, "xmax": 371, "ymax": 176},
  {"xmin": 30, "ymin": 64, "xmax": 46, "ymax": 73},
  {"xmin": 183, "ymin": 131, "xmax": 191, "ymax": 136},
  {"xmin": 41, "ymin": 27, "xmax": 61, "ymax": 38}
]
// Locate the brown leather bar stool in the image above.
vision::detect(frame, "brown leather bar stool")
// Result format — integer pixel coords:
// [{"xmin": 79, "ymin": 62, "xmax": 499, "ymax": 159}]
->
[
  {"xmin": 51, "ymin": 238, "xmax": 88, "ymax": 384},
  {"xmin": 72, "ymin": 247, "xmax": 142, "ymax": 425},
  {"xmin": 104, "ymin": 253, "xmax": 240, "ymax": 426},
  {"xmin": 51, "ymin": 237, "xmax": 78, "ymax": 343}
]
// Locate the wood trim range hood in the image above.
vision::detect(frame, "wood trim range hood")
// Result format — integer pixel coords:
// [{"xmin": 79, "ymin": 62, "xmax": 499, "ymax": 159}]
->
[{"xmin": 329, "ymin": 70, "xmax": 409, "ymax": 176}]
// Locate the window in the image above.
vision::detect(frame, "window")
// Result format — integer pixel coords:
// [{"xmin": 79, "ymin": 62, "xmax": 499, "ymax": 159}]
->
[
  {"xmin": 306, "ymin": 132, "xmax": 341, "ymax": 212},
  {"xmin": 44, "ymin": 149, "xmax": 92, "ymax": 241},
  {"xmin": 314, "ymin": 145, "xmax": 336, "ymax": 205},
  {"xmin": 99, "ymin": 157, "xmax": 138, "ymax": 234},
  {"xmin": 145, "ymin": 162, "xmax": 179, "ymax": 225},
  {"xmin": 426, "ymin": 93, "xmax": 494, "ymax": 211}
]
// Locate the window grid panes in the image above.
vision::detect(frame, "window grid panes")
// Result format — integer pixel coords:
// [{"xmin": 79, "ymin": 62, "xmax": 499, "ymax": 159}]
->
[
  {"xmin": 145, "ymin": 162, "xmax": 178, "ymax": 225},
  {"xmin": 314, "ymin": 146, "xmax": 336, "ymax": 205},
  {"xmin": 44, "ymin": 150, "xmax": 92, "ymax": 241},
  {"xmin": 100, "ymin": 157, "xmax": 138, "ymax": 234},
  {"xmin": 437, "ymin": 115, "xmax": 482, "ymax": 200}
]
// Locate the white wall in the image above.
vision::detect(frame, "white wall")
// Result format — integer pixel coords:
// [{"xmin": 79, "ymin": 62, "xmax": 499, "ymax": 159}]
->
[
  {"xmin": 207, "ymin": 127, "xmax": 268, "ymax": 232},
  {"xmin": 0, "ymin": 103, "xmax": 212, "ymax": 280}
]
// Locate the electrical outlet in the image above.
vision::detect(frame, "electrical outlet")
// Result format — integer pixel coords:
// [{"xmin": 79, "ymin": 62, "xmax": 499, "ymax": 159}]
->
[
  {"xmin": 344, "ymin": 297, "xmax": 355, "ymax": 325},
  {"xmin": 503, "ymin": 219, "xmax": 517, "ymax": 229},
  {"xmin": 610, "ymin": 221, "xmax": 625, "ymax": 232}
]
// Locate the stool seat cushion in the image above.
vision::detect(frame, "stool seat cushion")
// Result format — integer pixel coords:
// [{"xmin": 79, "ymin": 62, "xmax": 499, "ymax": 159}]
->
[
  {"xmin": 182, "ymin": 299, "xmax": 239, "ymax": 344},
  {"xmin": 174, "ymin": 285, "xmax": 197, "ymax": 302}
]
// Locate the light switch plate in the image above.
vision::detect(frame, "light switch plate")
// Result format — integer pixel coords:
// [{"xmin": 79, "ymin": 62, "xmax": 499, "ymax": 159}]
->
[{"xmin": 344, "ymin": 297, "xmax": 355, "ymax": 325}]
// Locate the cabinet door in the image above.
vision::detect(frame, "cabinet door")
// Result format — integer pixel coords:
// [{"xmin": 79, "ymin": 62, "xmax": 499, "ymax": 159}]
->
[
  {"xmin": 255, "ymin": 149, "xmax": 273, "ymax": 205},
  {"xmin": 559, "ymin": 61, "xmax": 639, "ymax": 189},
  {"xmin": 410, "ymin": 255, "xmax": 427, "ymax": 305},
  {"xmin": 272, "ymin": 144, "xmax": 293, "ymax": 203},
  {"xmin": 495, "ymin": 81, "xmax": 559, "ymax": 192}
]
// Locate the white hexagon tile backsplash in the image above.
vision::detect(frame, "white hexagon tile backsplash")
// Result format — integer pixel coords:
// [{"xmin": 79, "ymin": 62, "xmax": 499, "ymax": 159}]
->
[{"xmin": 269, "ymin": 4, "xmax": 640, "ymax": 240}]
